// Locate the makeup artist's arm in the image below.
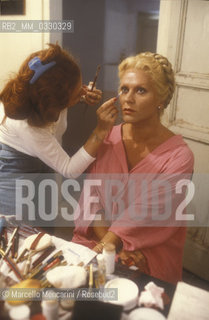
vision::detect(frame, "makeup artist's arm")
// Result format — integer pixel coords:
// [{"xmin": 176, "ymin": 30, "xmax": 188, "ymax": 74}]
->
[{"xmin": 83, "ymin": 97, "xmax": 118, "ymax": 157}]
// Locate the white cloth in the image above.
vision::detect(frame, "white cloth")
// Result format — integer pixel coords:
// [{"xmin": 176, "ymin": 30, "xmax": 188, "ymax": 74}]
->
[
  {"xmin": 46, "ymin": 266, "xmax": 87, "ymax": 289},
  {"xmin": 0, "ymin": 103, "xmax": 95, "ymax": 178},
  {"xmin": 138, "ymin": 281, "xmax": 164, "ymax": 310}
]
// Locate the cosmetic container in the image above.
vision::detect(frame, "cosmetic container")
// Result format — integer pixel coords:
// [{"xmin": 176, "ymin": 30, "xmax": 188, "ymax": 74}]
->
[
  {"xmin": 103, "ymin": 243, "xmax": 116, "ymax": 274},
  {"xmin": 96, "ymin": 254, "xmax": 106, "ymax": 288},
  {"xmin": 41, "ymin": 300, "xmax": 58, "ymax": 320},
  {"xmin": 9, "ymin": 304, "xmax": 30, "ymax": 320}
]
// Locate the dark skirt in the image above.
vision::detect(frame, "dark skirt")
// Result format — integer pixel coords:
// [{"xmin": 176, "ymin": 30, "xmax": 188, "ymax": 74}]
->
[{"xmin": 0, "ymin": 143, "xmax": 55, "ymax": 227}]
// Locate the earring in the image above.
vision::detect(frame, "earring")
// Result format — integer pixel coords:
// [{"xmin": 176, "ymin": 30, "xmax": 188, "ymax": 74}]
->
[{"xmin": 157, "ymin": 106, "xmax": 161, "ymax": 110}]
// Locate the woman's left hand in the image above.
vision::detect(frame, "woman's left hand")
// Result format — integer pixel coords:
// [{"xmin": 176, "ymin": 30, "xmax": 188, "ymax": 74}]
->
[
  {"xmin": 118, "ymin": 249, "xmax": 150, "ymax": 274},
  {"xmin": 93, "ymin": 242, "xmax": 105, "ymax": 254},
  {"xmin": 81, "ymin": 81, "xmax": 102, "ymax": 106},
  {"xmin": 92, "ymin": 231, "xmax": 122, "ymax": 254}
]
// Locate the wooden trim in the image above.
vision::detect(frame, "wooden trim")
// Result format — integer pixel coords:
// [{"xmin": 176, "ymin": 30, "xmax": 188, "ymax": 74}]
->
[
  {"xmin": 174, "ymin": 0, "xmax": 188, "ymax": 73},
  {"xmin": 168, "ymin": 82, "xmax": 209, "ymax": 144},
  {"xmin": 168, "ymin": 125, "xmax": 209, "ymax": 145},
  {"xmin": 168, "ymin": 0, "xmax": 188, "ymax": 122},
  {"xmin": 163, "ymin": 0, "xmax": 209, "ymax": 144},
  {"xmin": 176, "ymin": 74, "xmax": 209, "ymax": 90}
]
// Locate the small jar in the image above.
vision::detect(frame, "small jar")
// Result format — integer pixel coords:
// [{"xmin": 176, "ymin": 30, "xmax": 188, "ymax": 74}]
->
[
  {"xmin": 103, "ymin": 243, "xmax": 116, "ymax": 274},
  {"xmin": 41, "ymin": 300, "xmax": 58, "ymax": 320},
  {"xmin": 60, "ymin": 299, "xmax": 74, "ymax": 311},
  {"xmin": 9, "ymin": 305, "xmax": 30, "ymax": 320}
]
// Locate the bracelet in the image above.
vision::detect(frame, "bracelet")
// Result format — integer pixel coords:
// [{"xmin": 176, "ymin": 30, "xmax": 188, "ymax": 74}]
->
[
  {"xmin": 92, "ymin": 131, "xmax": 104, "ymax": 142},
  {"xmin": 94, "ymin": 242, "xmax": 105, "ymax": 254},
  {"xmin": 95, "ymin": 241, "xmax": 105, "ymax": 248}
]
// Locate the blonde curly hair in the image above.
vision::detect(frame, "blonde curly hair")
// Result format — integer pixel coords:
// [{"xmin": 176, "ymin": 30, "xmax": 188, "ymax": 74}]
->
[{"xmin": 118, "ymin": 52, "xmax": 175, "ymax": 108}]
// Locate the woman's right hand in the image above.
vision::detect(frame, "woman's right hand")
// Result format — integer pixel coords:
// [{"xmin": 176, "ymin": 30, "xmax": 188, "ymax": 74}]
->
[
  {"xmin": 94, "ymin": 97, "xmax": 118, "ymax": 139},
  {"xmin": 118, "ymin": 250, "xmax": 150, "ymax": 274}
]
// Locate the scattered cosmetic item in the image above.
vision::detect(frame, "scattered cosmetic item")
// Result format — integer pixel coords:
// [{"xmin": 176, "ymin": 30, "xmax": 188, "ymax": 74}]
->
[
  {"xmin": 138, "ymin": 281, "xmax": 164, "ymax": 310},
  {"xmin": 0, "ymin": 234, "xmax": 7, "ymax": 251},
  {"xmin": 32, "ymin": 246, "xmax": 55, "ymax": 269},
  {"xmin": 7, "ymin": 279, "xmax": 41, "ymax": 306},
  {"xmin": 28, "ymin": 250, "xmax": 62, "ymax": 279},
  {"xmin": 3, "ymin": 227, "xmax": 18, "ymax": 258},
  {"xmin": 103, "ymin": 243, "xmax": 116, "ymax": 274},
  {"xmin": 22, "ymin": 232, "xmax": 46, "ymax": 276},
  {"xmin": 0, "ymin": 216, "xmax": 6, "ymax": 238},
  {"xmin": 32, "ymin": 255, "xmax": 64, "ymax": 279},
  {"xmin": 9, "ymin": 304, "xmax": 30, "ymax": 320},
  {"xmin": 13, "ymin": 228, "xmax": 19, "ymax": 259},
  {"xmin": 88, "ymin": 263, "xmax": 93, "ymax": 289},
  {"xmin": 81, "ymin": 64, "xmax": 101, "ymax": 109},
  {"xmin": 90, "ymin": 65, "xmax": 101, "ymax": 91},
  {"xmin": 41, "ymin": 299, "xmax": 59, "ymax": 320},
  {"xmin": 105, "ymin": 278, "xmax": 139, "ymax": 311},
  {"xmin": 46, "ymin": 265, "xmax": 87, "ymax": 289},
  {"xmin": 60, "ymin": 299, "xmax": 75, "ymax": 311},
  {"xmin": 0, "ymin": 248, "xmax": 23, "ymax": 280},
  {"xmin": 18, "ymin": 250, "xmax": 37, "ymax": 263},
  {"xmin": 4, "ymin": 228, "xmax": 8, "ymax": 247},
  {"xmin": 24, "ymin": 233, "xmax": 51, "ymax": 252},
  {"xmin": 30, "ymin": 314, "xmax": 46, "ymax": 320},
  {"xmin": 29, "ymin": 232, "xmax": 45, "ymax": 250},
  {"xmin": 96, "ymin": 254, "xmax": 106, "ymax": 288},
  {"xmin": 16, "ymin": 248, "xmax": 28, "ymax": 264},
  {"xmin": 23, "ymin": 251, "xmax": 33, "ymax": 277}
]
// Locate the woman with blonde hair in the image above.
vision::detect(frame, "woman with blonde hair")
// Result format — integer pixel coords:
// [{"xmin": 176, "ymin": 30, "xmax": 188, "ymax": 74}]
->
[
  {"xmin": 0, "ymin": 43, "xmax": 118, "ymax": 215},
  {"xmin": 72, "ymin": 52, "xmax": 194, "ymax": 283}
]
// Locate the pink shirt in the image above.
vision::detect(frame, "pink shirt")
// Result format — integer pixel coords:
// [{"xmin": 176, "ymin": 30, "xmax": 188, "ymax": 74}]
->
[{"xmin": 73, "ymin": 124, "xmax": 194, "ymax": 283}]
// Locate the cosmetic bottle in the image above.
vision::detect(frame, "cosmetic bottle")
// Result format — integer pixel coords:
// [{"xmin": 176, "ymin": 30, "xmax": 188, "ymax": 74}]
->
[
  {"xmin": 60, "ymin": 299, "xmax": 74, "ymax": 311},
  {"xmin": 41, "ymin": 300, "xmax": 58, "ymax": 320},
  {"xmin": 96, "ymin": 254, "xmax": 106, "ymax": 288},
  {"xmin": 103, "ymin": 243, "xmax": 116, "ymax": 274}
]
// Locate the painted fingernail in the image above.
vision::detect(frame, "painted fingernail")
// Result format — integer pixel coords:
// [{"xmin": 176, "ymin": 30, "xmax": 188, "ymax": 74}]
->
[{"xmin": 125, "ymin": 257, "xmax": 134, "ymax": 266}]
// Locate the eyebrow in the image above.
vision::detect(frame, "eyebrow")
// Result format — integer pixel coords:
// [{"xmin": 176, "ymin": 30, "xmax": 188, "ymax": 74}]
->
[{"xmin": 120, "ymin": 83, "xmax": 148, "ymax": 88}]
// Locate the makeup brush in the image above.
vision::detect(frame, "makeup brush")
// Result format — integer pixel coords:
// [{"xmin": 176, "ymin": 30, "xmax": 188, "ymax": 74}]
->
[{"xmin": 90, "ymin": 65, "xmax": 101, "ymax": 91}]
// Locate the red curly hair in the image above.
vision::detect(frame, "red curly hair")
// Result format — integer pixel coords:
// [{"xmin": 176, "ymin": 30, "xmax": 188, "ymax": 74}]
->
[{"xmin": 0, "ymin": 43, "xmax": 81, "ymax": 127}]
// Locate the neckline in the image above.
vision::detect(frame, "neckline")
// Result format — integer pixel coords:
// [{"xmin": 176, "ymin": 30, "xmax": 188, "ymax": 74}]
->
[{"xmin": 118, "ymin": 123, "xmax": 181, "ymax": 172}]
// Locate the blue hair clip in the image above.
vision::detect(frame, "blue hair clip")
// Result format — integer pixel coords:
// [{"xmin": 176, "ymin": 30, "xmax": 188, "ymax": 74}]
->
[{"xmin": 28, "ymin": 57, "xmax": 56, "ymax": 84}]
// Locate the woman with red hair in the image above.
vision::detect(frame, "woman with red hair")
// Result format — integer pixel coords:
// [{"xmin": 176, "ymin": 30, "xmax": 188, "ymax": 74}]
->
[{"xmin": 0, "ymin": 43, "xmax": 118, "ymax": 216}]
